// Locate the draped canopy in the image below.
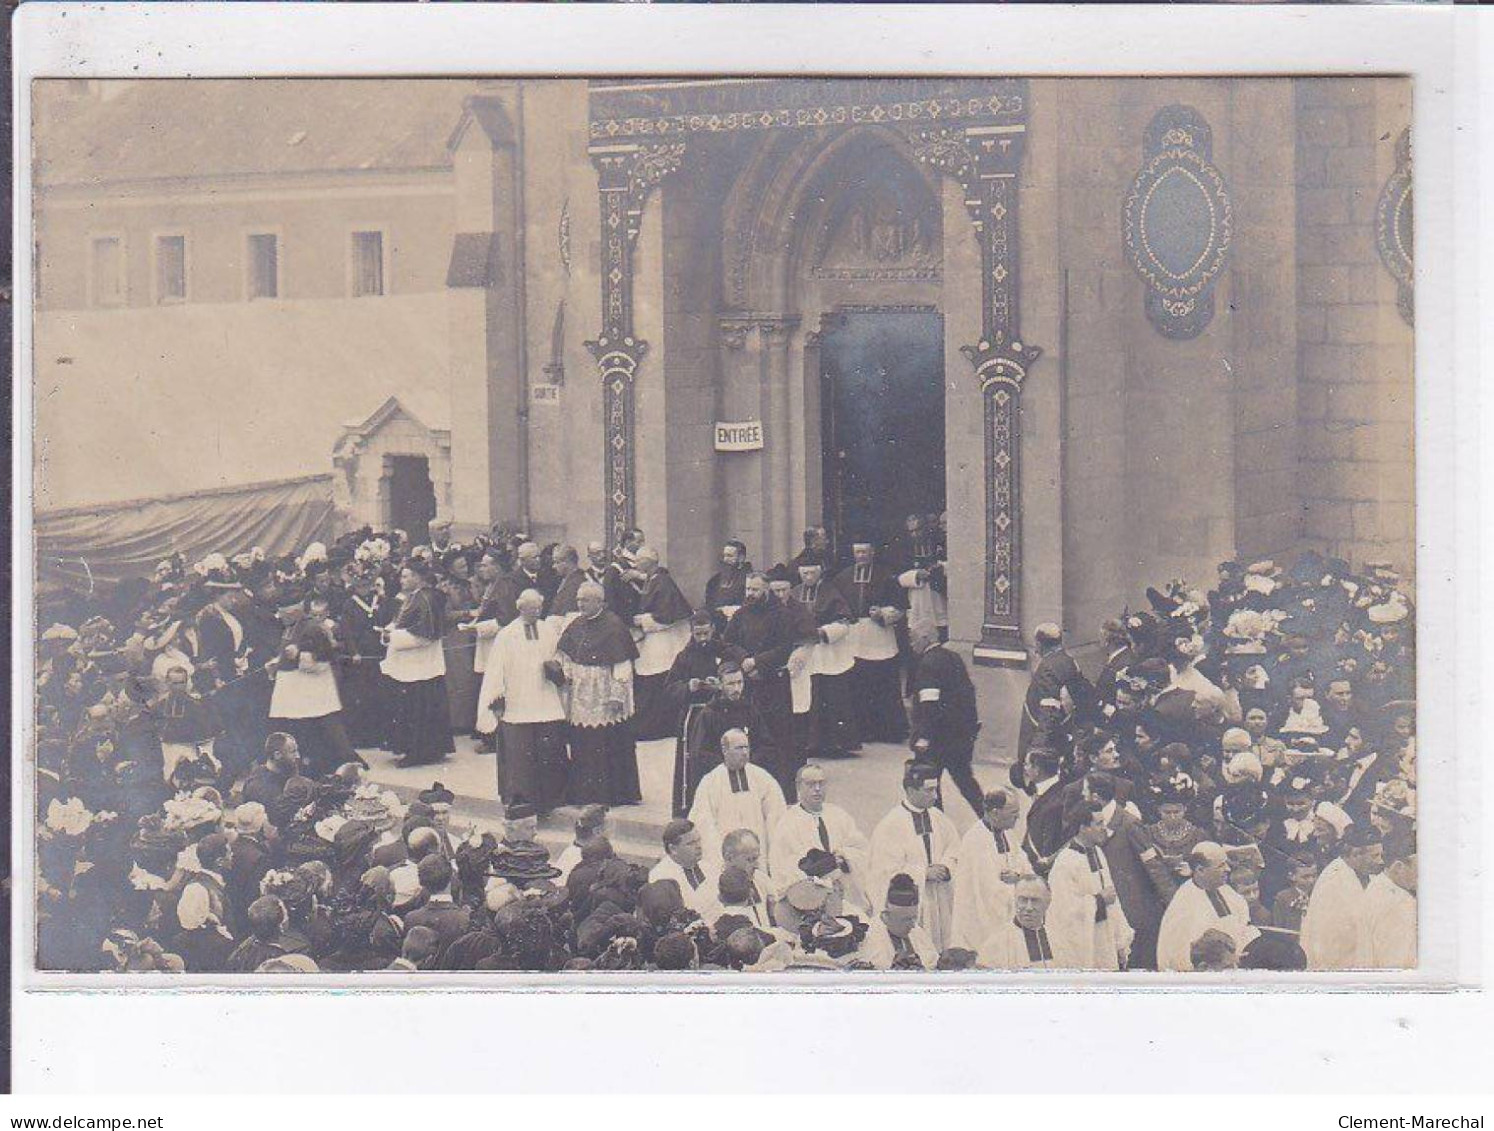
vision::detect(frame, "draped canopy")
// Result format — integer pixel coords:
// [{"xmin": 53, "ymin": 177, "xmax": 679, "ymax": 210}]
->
[{"xmin": 35, "ymin": 474, "xmax": 336, "ymax": 596}]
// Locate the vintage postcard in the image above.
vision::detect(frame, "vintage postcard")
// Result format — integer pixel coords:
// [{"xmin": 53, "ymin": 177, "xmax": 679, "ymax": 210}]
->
[{"xmin": 24, "ymin": 72, "xmax": 1418, "ymax": 980}]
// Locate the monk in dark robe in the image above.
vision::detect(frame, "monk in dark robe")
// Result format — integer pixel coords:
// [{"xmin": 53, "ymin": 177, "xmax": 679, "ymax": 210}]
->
[
  {"xmin": 665, "ymin": 612, "xmax": 747, "ymax": 816},
  {"xmin": 556, "ymin": 580, "xmax": 642, "ymax": 805},
  {"xmin": 703, "ymin": 540, "xmax": 752, "ymax": 623},
  {"xmin": 725, "ymin": 571, "xmax": 817, "ymax": 796},
  {"xmin": 686, "ymin": 664, "xmax": 779, "ymax": 807}
]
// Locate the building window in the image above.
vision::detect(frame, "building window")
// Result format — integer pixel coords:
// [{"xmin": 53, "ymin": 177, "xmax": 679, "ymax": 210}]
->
[
  {"xmin": 90, "ymin": 236, "xmax": 124, "ymax": 306},
  {"xmin": 351, "ymin": 230, "xmax": 385, "ymax": 297},
  {"xmin": 155, "ymin": 235, "xmax": 187, "ymax": 303},
  {"xmin": 247, "ymin": 233, "xmax": 279, "ymax": 300}
]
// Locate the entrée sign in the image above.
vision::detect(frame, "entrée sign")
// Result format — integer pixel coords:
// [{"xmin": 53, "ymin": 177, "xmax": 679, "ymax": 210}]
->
[{"xmin": 714, "ymin": 420, "xmax": 764, "ymax": 452}]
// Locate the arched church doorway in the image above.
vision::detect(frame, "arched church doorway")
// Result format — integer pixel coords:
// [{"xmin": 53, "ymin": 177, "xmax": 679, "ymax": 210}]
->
[
  {"xmin": 744, "ymin": 127, "xmax": 946, "ymax": 564},
  {"xmin": 591, "ymin": 77, "xmax": 1036, "ymax": 658},
  {"xmin": 819, "ymin": 307, "xmax": 945, "ymax": 555}
]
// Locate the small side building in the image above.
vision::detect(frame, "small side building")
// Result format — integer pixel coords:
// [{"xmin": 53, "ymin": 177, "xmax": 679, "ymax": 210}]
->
[{"xmin": 332, "ymin": 394, "xmax": 453, "ymax": 547}]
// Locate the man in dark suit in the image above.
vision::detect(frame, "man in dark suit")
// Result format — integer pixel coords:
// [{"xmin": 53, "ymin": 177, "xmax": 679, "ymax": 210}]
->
[
  {"xmin": 1021, "ymin": 748, "xmax": 1069, "ymax": 875},
  {"xmin": 402, "ymin": 854, "xmax": 472, "ymax": 963},
  {"xmin": 1086, "ymin": 773, "xmax": 1177, "ymax": 970},
  {"xmin": 1018, "ymin": 623, "xmax": 1096, "ymax": 768},
  {"xmin": 907, "ymin": 627, "xmax": 984, "ymax": 814},
  {"xmin": 1094, "ymin": 618, "xmax": 1136, "ymax": 709},
  {"xmin": 504, "ymin": 541, "xmax": 559, "ymax": 615}
]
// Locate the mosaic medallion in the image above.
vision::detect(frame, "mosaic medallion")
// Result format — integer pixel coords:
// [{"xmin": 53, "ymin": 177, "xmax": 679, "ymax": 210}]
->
[
  {"xmin": 1376, "ymin": 128, "xmax": 1414, "ymax": 327},
  {"xmin": 1123, "ymin": 105, "xmax": 1233, "ymax": 340}
]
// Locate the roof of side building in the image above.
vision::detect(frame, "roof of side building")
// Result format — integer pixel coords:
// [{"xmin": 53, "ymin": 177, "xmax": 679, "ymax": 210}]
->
[{"xmin": 34, "ymin": 78, "xmax": 484, "ymax": 187}]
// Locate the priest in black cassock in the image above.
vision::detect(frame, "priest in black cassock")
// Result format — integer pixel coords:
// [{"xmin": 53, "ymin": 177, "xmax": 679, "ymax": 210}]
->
[
  {"xmin": 380, "ymin": 559, "xmax": 455, "ymax": 767},
  {"xmin": 794, "ymin": 562, "xmax": 858, "ymax": 760},
  {"xmin": 556, "ymin": 580, "xmax": 642, "ymax": 805},
  {"xmin": 336, "ymin": 571, "xmax": 392, "ymax": 750},
  {"xmin": 833, "ymin": 540, "xmax": 909, "ymax": 744},
  {"xmin": 468, "ymin": 548, "xmax": 516, "ymax": 638},
  {"xmin": 578, "ymin": 541, "xmax": 635, "ymax": 618},
  {"xmin": 545, "ymin": 544, "xmax": 584, "ymax": 626},
  {"xmin": 196, "ymin": 585, "xmax": 272, "ymax": 779},
  {"xmin": 628, "ymin": 547, "xmax": 695, "ymax": 742}
]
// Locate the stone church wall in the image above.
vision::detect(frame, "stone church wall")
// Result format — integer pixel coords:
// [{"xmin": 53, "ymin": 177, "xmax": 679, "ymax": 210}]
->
[
  {"xmin": 1294, "ymin": 78, "xmax": 1415, "ymax": 579},
  {"xmin": 1040, "ymin": 79, "xmax": 1299, "ymax": 648}
]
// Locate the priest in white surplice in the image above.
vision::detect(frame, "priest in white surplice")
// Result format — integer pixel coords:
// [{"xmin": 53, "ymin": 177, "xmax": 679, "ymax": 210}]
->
[
  {"xmin": 1362, "ymin": 835, "xmax": 1417, "ymax": 969},
  {"xmin": 1156, "ymin": 841, "xmax": 1259, "ymax": 971},
  {"xmin": 1048, "ymin": 801, "xmax": 1134, "ymax": 971},
  {"xmin": 475, "ymin": 589, "xmax": 569, "ymax": 812},
  {"xmin": 698, "ymin": 829, "xmax": 777, "ymax": 930},
  {"xmin": 648, "ymin": 817, "xmax": 721, "ymax": 920},
  {"xmin": 688, "ymin": 728, "xmax": 787, "ymax": 872},
  {"xmin": 952, "ymin": 787, "xmax": 1030, "ymax": 951},
  {"xmin": 1300, "ymin": 825, "xmax": 1385, "ymax": 970},
  {"xmin": 861, "ymin": 873, "xmax": 940, "ymax": 970},
  {"xmin": 977, "ymin": 877, "xmax": 1088, "ymax": 970},
  {"xmin": 768, "ymin": 762, "xmax": 869, "ymax": 906},
  {"xmin": 867, "ymin": 760, "xmax": 960, "ymax": 951}
]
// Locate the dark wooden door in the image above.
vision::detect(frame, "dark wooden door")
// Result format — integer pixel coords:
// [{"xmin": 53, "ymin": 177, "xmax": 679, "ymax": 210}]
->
[{"xmin": 820, "ymin": 308, "xmax": 946, "ymax": 556}]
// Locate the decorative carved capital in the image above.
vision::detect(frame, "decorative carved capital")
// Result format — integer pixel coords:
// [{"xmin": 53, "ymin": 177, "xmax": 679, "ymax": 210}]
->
[
  {"xmin": 910, "ymin": 126, "xmax": 978, "ymax": 185},
  {"xmin": 757, "ymin": 315, "xmax": 801, "ymax": 345},
  {"xmin": 719, "ymin": 313, "xmax": 800, "ymax": 350},
  {"xmin": 719, "ymin": 318, "xmax": 756, "ymax": 351},
  {"xmin": 630, "ymin": 142, "xmax": 687, "ymax": 192},
  {"xmin": 587, "ymin": 334, "xmax": 649, "ymax": 386},
  {"xmin": 591, "ymin": 142, "xmax": 689, "ymax": 247},
  {"xmin": 961, "ymin": 336, "xmax": 1043, "ymax": 396}
]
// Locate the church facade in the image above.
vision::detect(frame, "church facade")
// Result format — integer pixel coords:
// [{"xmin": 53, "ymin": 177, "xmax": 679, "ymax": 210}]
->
[
  {"xmin": 448, "ymin": 77, "xmax": 1414, "ymax": 671},
  {"xmin": 33, "ymin": 77, "xmax": 1415, "ymax": 703}
]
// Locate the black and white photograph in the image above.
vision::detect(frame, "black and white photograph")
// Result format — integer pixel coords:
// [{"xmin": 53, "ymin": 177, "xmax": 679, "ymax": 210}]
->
[
  {"xmin": 20, "ymin": 69, "xmax": 1426, "ymax": 980},
  {"xmin": 10, "ymin": 0, "xmax": 1494, "ymax": 1109}
]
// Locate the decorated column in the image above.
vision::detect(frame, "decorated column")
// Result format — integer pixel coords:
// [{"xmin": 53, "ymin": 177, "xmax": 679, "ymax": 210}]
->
[
  {"xmin": 586, "ymin": 142, "xmax": 686, "ymax": 549},
  {"xmin": 913, "ymin": 121, "xmax": 1042, "ymax": 666}
]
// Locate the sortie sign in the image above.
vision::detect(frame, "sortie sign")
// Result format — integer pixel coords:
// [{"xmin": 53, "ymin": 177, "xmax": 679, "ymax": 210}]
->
[{"xmin": 714, "ymin": 420, "xmax": 764, "ymax": 452}]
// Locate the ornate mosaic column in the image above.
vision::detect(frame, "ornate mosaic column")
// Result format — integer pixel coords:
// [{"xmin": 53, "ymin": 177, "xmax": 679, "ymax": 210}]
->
[
  {"xmin": 912, "ymin": 122, "xmax": 1042, "ymax": 666},
  {"xmin": 586, "ymin": 142, "xmax": 686, "ymax": 549}
]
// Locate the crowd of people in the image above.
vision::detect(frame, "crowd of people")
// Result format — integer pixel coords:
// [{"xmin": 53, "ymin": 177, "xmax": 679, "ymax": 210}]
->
[{"xmin": 33, "ymin": 513, "xmax": 1417, "ymax": 974}]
